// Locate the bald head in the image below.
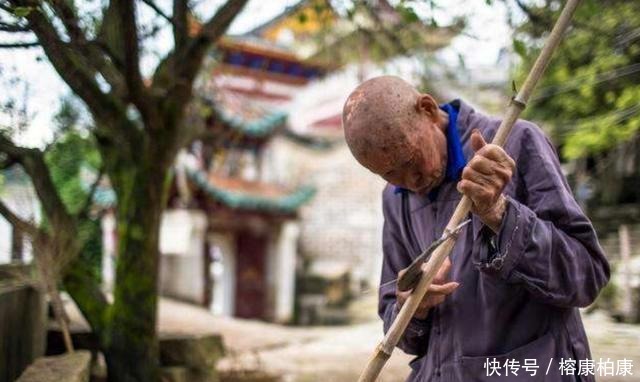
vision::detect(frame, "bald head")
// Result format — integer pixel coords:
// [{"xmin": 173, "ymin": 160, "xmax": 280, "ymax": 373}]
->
[
  {"xmin": 343, "ymin": 76, "xmax": 418, "ymax": 164},
  {"xmin": 342, "ymin": 76, "xmax": 447, "ymax": 193}
]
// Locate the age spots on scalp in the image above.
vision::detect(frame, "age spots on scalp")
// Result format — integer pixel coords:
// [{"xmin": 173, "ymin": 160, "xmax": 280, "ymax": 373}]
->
[{"xmin": 343, "ymin": 89, "xmax": 366, "ymax": 124}]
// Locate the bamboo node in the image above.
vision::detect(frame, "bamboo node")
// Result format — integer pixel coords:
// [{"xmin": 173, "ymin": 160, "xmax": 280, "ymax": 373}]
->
[
  {"xmin": 510, "ymin": 96, "xmax": 527, "ymax": 110},
  {"xmin": 376, "ymin": 342, "xmax": 393, "ymax": 359}
]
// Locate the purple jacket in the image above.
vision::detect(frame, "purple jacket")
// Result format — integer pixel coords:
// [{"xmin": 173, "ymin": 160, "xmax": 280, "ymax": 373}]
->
[{"xmin": 379, "ymin": 100, "xmax": 610, "ymax": 381}]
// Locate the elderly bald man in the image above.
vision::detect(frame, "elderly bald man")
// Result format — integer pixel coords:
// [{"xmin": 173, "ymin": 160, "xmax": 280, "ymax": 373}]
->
[{"xmin": 343, "ymin": 76, "xmax": 609, "ymax": 381}]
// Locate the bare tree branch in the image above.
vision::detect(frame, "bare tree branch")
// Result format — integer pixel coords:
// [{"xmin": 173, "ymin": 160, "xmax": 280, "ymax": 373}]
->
[
  {"xmin": 140, "ymin": 21, "xmax": 164, "ymax": 40},
  {"xmin": 0, "ymin": 40, "xmax": 39, "ymax": 48},
  {"xmin": 115, "ymin": 0, "xmax": 143, "ymax": 91},
  {"xmin": 179, "ymin": 0, "xmax": 248, "ymax": 78},
  {"xmin": 7, "ymin": 0, "xmax": 129, "ymax": 129},
  {"xmin": 514, "ymin": 0, "xmax": 546, "ymax": 26},
  {"xmin": 77, "ymin": 166, "xmax": 104, "ymax": 220},
  {"xmin": 0, "ymin": 21, "xmax": 29, "ymax": 32},
  {"xmin": 0, "ymin": 133, "xmax": 75, "ymax": 232},
  {"xmin": 364, "ymin": 4, "xmax": 410, "ymax": 57},
  {"xmin": 513, "ymin": 0, "xmax": 606, "ymax": 36},
  {"xmin": 173, "ymin": 0, "xmax": 188, "ymax": 52},
  {"xmin": 0, "ymin": 3, "xmax": 14, "ymax": 13},
  {"xmin": 111, "ymin": 0, "xmax": 161, "ymax": 128},
  {"xmin": 163, "ymin": 0, "xmax": 249, "ymax": 118},
  {"xmin": 0, "ymin": 156, "xmax": 17, "ymax": 170},
  {"xmin": 7, "ymin": 0, "xmax": 142, "ymax": 158},
  {"xmin": 48, "ymin": 0, "xmax": 84, "ymax": 41},
  {"xmin": 43, "ymin": 0, "xmax": 128, "ymax": 98},
  {"xmin": 0, "ymin": 199, "xmax": 39, "ymax": 237},
  {"xmin": 141, "ymin": 0, "xmax": 172, "ymax": 24}
]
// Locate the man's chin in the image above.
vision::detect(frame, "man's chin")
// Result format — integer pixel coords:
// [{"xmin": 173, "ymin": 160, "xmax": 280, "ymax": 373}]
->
[
  {"xmin": 411, "ymin": 183, "xmax": 433, "ymax": 195},
  {"xmin": 411, "ymin": 177, "xmax": 444, "ymax": 195}
]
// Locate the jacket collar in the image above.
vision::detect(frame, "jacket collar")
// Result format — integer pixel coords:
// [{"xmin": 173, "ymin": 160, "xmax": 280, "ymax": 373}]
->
[{"xmin": 394, "ymin": 99, "xmax": 474, "ymax": 198}]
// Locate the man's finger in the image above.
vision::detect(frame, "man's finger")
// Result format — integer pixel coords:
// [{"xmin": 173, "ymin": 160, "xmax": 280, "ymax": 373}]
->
[
  {"xmin": 428, "ymin": 281, "xmax": 460, "ymax": 295},
  {"xmin": 475, "ymin": 144, "xmax": 507, "ymax": 161},
  {"xmin": 467, "ymin": 155, "xmax": 495, "ymax": 175},
  {"xmin": 462, "ymin": 167, "xmax": 498, "ymax": 189},
  {"xmin": 457, "ymin": 179, "xmax": 492, "ymax": 202},
  {"xmin": 471, "ymin": 129, "xmax": 487, "ymax": 152}
]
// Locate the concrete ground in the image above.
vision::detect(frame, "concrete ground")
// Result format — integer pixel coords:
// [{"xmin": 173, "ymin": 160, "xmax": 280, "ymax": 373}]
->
[
  {"xmin": 64, "ymin": 296, "xmax": 640, "ymax": 381},
  {"xmin": 158, "ymin": 299, "xmax": 640, "ymax": 382},
  {"xmin": 157, "ymin": 298, "xmax": 411, "ymax": 382}
]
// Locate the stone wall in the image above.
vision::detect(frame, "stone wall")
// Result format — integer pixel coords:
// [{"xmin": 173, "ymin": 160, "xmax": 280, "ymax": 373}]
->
[{"xmin": 269, "ymin": 138, "xmax": 386, "ymax": 290}]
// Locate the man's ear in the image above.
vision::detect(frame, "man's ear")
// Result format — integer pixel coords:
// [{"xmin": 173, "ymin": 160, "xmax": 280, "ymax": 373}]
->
[{"xmin": 415, "ymin": 94, "xmax": 440, "ymax": 122}]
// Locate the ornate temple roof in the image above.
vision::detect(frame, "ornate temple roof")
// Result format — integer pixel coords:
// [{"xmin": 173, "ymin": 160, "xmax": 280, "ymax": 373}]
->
[
  {"xmin": 187, "ymin": 169, "xmax": 315, "ymax": 214},
  {"xmin": 89, "ymin": 168, "xmax": 315, "ymax": 215},
  {"xmin": 199, "ymin": 94, "xmax": 287, "ymax": 141},
  {"xmin": 214, "ymin": 37, "xmax": 329, "ymax": 84}
]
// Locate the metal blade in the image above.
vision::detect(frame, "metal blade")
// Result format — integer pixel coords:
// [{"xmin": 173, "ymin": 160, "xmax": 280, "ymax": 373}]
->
[{"xmin": 396, "ymin": 219, "xmax": 471, "ymax": 292}]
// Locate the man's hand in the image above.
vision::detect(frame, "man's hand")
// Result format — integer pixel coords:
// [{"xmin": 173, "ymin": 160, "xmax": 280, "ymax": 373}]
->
[
  {"xmin": 457, "ymin": 129, "xmax": 516, "ymax": 232},
  {"xmin": 396, "ymin": 257, "xmax": 459, "ymax": 320}
]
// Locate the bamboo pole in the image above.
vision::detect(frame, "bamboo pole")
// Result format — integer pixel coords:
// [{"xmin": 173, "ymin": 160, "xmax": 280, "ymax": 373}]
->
[
  {"xmin": 357, "ymin": 1, "xmax": 582, "ymax": 380},
  {"xmin": 619, "ymin": 224, "xmax": 632, "ymax": 320}
]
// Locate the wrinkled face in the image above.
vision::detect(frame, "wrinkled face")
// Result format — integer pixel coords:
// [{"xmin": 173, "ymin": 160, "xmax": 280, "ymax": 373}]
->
[
  {"xmin": 362, "ymin": 116, "xmax": 448, "ymax": 195},
  {"xmin": 342, "ymin": 76, "xmax": 449, "ymax": 195}
]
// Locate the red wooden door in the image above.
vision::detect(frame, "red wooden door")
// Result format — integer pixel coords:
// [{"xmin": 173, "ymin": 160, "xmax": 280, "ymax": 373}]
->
[{"xmin": 234, "ymin": 232, "xmax": 267, "ymax": 319}]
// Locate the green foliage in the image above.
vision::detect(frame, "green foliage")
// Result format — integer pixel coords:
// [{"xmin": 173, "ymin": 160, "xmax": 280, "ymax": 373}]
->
[
  {"xmin": 53, "ymin": 96, "xmax": 83, "ymax": 138},
  {"xmin": 45, "ymin": 98, "xmax": 104, "ymax": 285},
  {"xmin": 45, "ymin": 132, "xmax": 101, "ymax": 214},
  {"xmin": 78, "ymin": 219, "xmax": 103, "ymax": 283},
  {"xmin": 397, "ymin": 4, "xmax": 420, "ymax": 24},
  {"xmin": 44, "ymin": 97, "xmax": 101, "ymax": 214},
  {"xmin": 12, "ymin": 6, "xmax": 35, "ymax": 18},
  {"xmin": 512, "ymin": 38, "xmax": 527, "ymax": 58},
  {"xmin": 512, "ymin": 0, "xmax": 640, "ymax": 159}
]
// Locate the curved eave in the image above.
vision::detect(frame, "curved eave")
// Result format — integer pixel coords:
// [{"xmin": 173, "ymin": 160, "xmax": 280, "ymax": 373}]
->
[
  {"xmin": 215, "ymin": 107, "xmax": 288, "ymax": 139},
  {"xmin": 188, "ymin": 169, "xmax": 316, "ymax": 214},
  {"xmin": 198, "ymin": 97, "xmax": 288, "ymax": 140}
]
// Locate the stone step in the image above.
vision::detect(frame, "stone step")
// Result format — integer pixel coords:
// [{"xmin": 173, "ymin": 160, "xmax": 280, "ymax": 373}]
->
[
  {"xmin": 161, "ymin": 366, "xmax": 219, "ymax": 382},
  {"xmin": 160, "ymin": 333, "xmax": 225, "ymax": 369},
  {"xmin": 16, "ymin": 351, "xmax": 91, "ymax": 382}
]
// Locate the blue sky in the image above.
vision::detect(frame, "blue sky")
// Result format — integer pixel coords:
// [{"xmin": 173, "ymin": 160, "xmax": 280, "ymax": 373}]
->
[{"xmin": 0, "ymin": 0, "xmax": 514, "ymax": 147}]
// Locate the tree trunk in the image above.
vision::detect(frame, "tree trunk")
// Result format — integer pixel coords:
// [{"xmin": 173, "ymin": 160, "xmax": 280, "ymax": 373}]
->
[{"xmin": 105, "ymin": 158, "xmax": 169, "ymax": 382}]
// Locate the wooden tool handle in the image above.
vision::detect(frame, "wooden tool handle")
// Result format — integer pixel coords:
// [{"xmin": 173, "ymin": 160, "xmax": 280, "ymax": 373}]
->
[{"xmin": 397, "ymin": 237, "xmax": 445, "ymax": 292}]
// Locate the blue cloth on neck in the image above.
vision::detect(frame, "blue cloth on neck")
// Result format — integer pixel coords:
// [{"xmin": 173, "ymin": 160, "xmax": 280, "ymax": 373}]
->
[
  {"xmin": 440, "ymin": 102, "xmax": 467, "ymax": 182},
  {"xmin": 394, "ymin": 102, "xmax": 467, "ymax": 201}
]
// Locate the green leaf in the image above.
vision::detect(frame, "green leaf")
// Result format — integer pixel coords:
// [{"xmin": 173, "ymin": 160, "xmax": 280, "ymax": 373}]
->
[
  {"xmin": 13, "ymin": 6, "xmax": 34, "ymax": 18},
  {"xmin": 513, "ymin": 38, "xmax": 527, "ymax": 58},
  {"xmin": 398, "ymin": 5, "xmax": 420, "ymax": 24}
]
